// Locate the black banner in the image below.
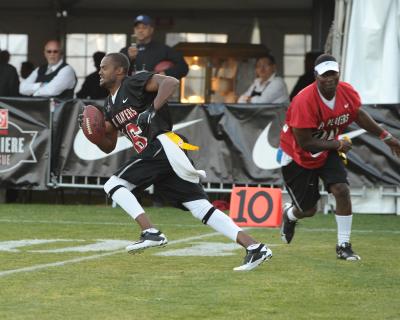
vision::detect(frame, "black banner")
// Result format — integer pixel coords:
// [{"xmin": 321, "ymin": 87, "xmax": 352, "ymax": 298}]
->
[
  {"xmin": 0, "ymin": 97, "xmax": 51, "ymax": 189},
  {"xmin": 2, "ymin": 98, "xmax": 397, "ymax": 190},
  {"xmin": 182, "ymin": 104, "xmax": 286, "ymax": 185},
  {"xmin": 345, "ymin": 105, "xmax": 400, "ymax": 187}
]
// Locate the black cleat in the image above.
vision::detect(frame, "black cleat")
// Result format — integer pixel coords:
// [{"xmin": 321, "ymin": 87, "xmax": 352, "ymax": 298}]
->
[
  {"xmin": 336, "ymin": 242, "xmax": 361, "ymax": 261},
  {"xmin": 234, "ymin": 244, "xmax": 272, "ymax": 271},
  {"xmin": 280, "ymin": 203, "xmax": 297, "ymax": 244},
  {"xmin": 126, "ymin": 230, "xmax": 168, "ymax": 254}
]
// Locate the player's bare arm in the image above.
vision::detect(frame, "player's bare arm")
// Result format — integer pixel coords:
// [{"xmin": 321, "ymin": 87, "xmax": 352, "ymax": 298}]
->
[
  {"xmin": 145, "ymin": 74, "xmax": 179, "ymax": 110},
  {"xmin": 96, "ymin": 121, "xmax": 118, "ymax": 153},
  {"xmin": 355, "ymin": 109, "xmax": 387, "ymax": 136},
  {"xmin": 292, "ymin": 127, "xmax": 352, "ymax": 154},
  {"xmin": 355, "ymin": 109, "xmax": 400, "ymax": 157}
]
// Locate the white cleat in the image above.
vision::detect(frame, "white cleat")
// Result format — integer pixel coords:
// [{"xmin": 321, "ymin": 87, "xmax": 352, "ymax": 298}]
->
[
  {"xmin": 126, "ymin": 230, "xmax": 168, "ymax": 254},
  {"xmin": 234, "ymin": 244, "xmax": 272, "ymax": 271}
]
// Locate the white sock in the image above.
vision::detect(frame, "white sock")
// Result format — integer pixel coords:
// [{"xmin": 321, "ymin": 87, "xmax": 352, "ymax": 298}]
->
[
  {"xmin": 183, "ymin": 199, "xmax": 242, "ymax": 242},
  {"xmin": 335, "ymin": 214, "xmax": 352, "ymax": 245},
  {"xmin": 143, "ymin": 228, "xmax": 159, "ymax": 234},
  {"xmin": 206, "ymin": 209, "xmax": 242, "ymax": 242},
  {"xmin": 287, "ymin": 207, "xmax": 298, "ymax": 221},
  {"xmin": 247, "ymin": 243, "xmax": 261, "ymax": 250},
  {"xmin": 112, "ymin": 187, "xmax": 144, "ymax": 220}
]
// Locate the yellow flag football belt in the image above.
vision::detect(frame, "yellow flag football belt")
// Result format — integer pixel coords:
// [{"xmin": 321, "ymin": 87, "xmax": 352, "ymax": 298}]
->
[
  {"xmin": 165, "ymin": 132, "xmax": 199, "ymax": 151},
  {"xmin": 338, "ymin": 135, "xmax": 352, "ymax": 165}
]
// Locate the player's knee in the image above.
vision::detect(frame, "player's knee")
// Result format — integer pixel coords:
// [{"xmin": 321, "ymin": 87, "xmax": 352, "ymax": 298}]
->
[
  {"xmin": 330, "ymin": 183, "xmax": 350, "ymax": 200},
  {"xmin": 104, "ymin": 176, "xmax": 118, "ymax": 193},
  {"xmin": 182, "ymin": 199, "xmax": 215, "ymax": 224},
  {"xmin": 104, "ymin": 175, "xmax": 130, "ymax": 198}
]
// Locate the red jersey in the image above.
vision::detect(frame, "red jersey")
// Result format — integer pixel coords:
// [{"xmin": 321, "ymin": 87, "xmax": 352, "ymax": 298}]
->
[{"xmin": 280, "ymin": 81, "xmax": 361, "ymax": 169}]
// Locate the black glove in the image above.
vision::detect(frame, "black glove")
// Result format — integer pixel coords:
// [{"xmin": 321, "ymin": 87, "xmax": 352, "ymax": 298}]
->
[
  {"xmin": 78, "ymin": 108, "xmax": 84, "ymax": 129},
  {"xmin": 136, "ymin": 106, "xmax": 156, "ymax": 128}
]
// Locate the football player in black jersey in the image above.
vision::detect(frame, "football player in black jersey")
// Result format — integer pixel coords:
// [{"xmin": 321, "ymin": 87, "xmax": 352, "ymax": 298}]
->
[{"xmin": 91, "ymin": 52, "xmax": 272, "ymax": 271}]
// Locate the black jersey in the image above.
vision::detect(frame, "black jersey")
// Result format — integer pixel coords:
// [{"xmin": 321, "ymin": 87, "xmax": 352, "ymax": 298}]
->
[{"xmin": 104, "ymin": 72, "xmax": 172, "ymax": 154}]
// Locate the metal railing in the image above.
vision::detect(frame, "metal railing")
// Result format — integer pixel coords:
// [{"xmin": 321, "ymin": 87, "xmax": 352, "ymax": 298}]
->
[{"xmin": 49, "ymin": 175, "xmax": 400, "ymax": 215}]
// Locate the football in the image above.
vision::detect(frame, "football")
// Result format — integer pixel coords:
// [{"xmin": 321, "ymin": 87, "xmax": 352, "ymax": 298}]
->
[
  {"xmin": 154, "ymin": 60, "xmax": 174, "ymax": 73},
  {"xmin": 81, "ymin": 105, "xmax": 105, "ymax": 145}
]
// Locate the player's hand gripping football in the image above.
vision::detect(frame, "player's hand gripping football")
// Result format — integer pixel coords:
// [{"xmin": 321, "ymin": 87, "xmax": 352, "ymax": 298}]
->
[
  {"xmin": 337, "ymin": 136, "xmax": 352, "ymax": 153},
  {"xmin": 78, "ymin": 112, "xmax": 84, "ymax": 129},
  {"xmin": 78, "ymin": 105, "xmax": 103, "ymax": 129},
  {"xmin": 338, "ymin": 136, "xmax": 352, "ymax": 165}
]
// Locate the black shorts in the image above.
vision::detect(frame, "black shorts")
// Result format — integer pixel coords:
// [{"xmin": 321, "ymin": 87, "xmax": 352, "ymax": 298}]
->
[
  {"xmin": 114, "ymin": 139, "xmax": 207, "ymax": 208},
  {"xmin": 281, "ymin": 151, "xmax": 348, "ymax": 212}
]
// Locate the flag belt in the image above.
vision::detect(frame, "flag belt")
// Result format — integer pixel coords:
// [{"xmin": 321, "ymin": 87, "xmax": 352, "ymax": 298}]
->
[{"xmin": 165, "ymin": 132, "xmax": 199, "ymax": 151}]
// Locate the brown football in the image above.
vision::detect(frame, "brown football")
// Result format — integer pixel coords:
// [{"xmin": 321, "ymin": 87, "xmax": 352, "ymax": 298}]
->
[{"xmin": 82, "ymin": 105, "xmax": 105, "ymax": 145}]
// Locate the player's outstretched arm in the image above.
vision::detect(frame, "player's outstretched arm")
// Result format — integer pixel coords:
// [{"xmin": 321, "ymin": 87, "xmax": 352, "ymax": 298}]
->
[
  {"xmin": 355, "ymin": 109, "xmax": 400, "ymax": 157},
  {"xmin": 96, "ymin": 121, "xmax": 118, "ymax": 154},
  {"xmin": 145, "ymin": 74, "xmax": 179, "ymax": 110}
]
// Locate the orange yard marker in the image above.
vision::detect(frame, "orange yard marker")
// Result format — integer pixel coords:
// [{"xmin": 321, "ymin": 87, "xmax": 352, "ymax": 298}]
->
[{"xmin": 229, "ymin": 187, "xmax": 282, "ymax": 227}]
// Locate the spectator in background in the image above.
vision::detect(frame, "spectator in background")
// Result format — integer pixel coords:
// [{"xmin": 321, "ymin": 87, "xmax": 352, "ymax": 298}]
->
[
  {"xmin": 20, "ymin": 61, "xmax": 35, "ymax": 79},
  {"xmin": 76, "ymin": 51, "xmax": 108, "ymax": 99},
  {"xmin": 238, "ymin": 54, "xmax": 289, "ymax": 104},
  {"xmin": 0, "ymin": 49, "xmax": 20, "ymax": 96},
  {"xmin": 120, "ymin": 14, "xmax": 188, "ymax": 79},
  {"xmin": 0, "ymin": 50, "xmax": 10, "ymax": 64},
  {"xmin": 289, "ymin": 51, "xmax": 323, "ymax": 100},
  {"xmin": 19, "ymin": 40, "xmax": 77, "ymax": 99}
]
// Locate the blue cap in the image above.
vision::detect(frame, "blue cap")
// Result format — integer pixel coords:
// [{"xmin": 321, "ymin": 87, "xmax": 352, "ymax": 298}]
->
[{"xmin": 134, "ymin": 15, "xmax": 154, "ymax": 26}]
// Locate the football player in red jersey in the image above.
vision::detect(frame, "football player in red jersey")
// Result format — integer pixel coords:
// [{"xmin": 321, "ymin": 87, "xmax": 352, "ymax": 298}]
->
[{"xmin": 279, "ymin": 54, "xmax": 400, "ymax": 260}]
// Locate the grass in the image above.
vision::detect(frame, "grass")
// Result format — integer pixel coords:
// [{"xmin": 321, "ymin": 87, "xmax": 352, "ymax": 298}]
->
[{"xmin": 0, "ymin": 204, "xmax": 399, "ymax": 320}]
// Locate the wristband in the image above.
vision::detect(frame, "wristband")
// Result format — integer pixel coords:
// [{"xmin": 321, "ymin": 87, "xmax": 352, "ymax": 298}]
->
[{"xmin": 379, "ymin": 130, "xmax": 393, "ymax": 141}]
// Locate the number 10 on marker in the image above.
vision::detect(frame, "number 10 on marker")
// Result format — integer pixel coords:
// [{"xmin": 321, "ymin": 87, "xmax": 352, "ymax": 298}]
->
[{"xmin": 229, "ymin": 187, "xmax": 282, "ymax": 227}]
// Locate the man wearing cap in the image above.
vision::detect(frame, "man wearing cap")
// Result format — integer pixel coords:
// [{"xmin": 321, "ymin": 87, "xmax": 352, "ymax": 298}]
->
[
  {"xmin": 120, "ymin": 14, "xmax": 188, "ymax": 79},
  {"xmin": 279, "ymin": 54, "xmax": 400, "ymax": 261}
]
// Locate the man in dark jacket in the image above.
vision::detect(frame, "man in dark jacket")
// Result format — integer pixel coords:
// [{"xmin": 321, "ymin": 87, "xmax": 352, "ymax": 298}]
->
[
  {"xmin": 0, "ymin": 50, "xmax": 19, "ymax": 96},
  {"xmin": 289, "ymin": 51, "xmax": 323, "ymax": 100},
  {"xmin": 76, "ymin": 51, "xmax": 108, "ymax": 99},
  {"xmin": 120, "ymin": 14, "xmax": 188, "ymax": 79}
]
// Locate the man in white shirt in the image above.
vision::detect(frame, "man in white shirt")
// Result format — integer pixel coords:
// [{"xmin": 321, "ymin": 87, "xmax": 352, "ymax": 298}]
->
[
  {"xmin": 238, "ymin": 54, "xmax": 289, "ymax": 105},
  {"xmin": 19, "ymin": 40, "xmax": 77, "ymax": 99}
]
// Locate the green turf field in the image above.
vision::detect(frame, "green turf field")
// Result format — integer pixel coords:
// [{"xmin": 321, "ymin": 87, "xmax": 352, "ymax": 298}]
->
[{"xmin": 0, "ymin": 204, "xmax": 399, "ymax": 320}]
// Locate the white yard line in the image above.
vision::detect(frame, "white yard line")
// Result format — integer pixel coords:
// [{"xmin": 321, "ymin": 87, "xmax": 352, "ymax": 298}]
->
[
  {"xmin": 0, "ymin": 250, "xmax": 125, "ymax": 277},
  {"xmin": 0, "ymin": 231, "xmax": 221, "ymax": 277},
  {"xmin": 1, "ymin": 218, "xmax": 399, "ymax": 277}
]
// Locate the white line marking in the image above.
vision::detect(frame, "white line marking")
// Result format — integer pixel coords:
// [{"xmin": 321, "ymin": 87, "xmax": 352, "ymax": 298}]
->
[
  {"xmin": 0, "ymin": 231, "xmax": 222, "ymax": 277},
  {"xmin": 0, "ymin": 250, "xmax": 125, "ymax": 277}
]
